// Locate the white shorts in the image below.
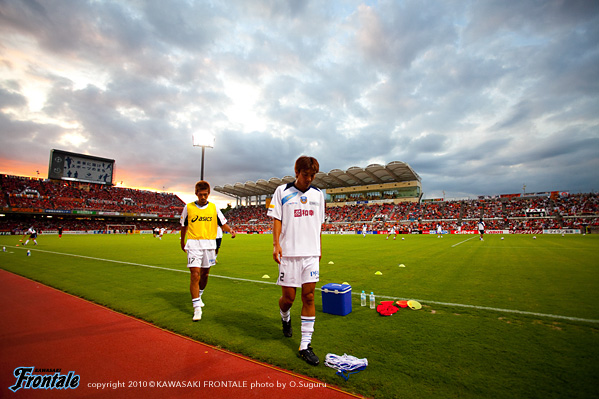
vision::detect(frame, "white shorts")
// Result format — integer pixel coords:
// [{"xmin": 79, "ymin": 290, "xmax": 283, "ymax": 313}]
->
[
  {"xmin": 277, "ymin": 256, "xmax": 320, "ymax": 287},
  {"xmin": 186, "ymin": 248, "xmax": 216, "ymax": 269}
]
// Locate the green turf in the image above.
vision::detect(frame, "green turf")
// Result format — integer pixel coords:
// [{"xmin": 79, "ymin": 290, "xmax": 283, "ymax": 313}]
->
[{"xmin": 1, "ymin": 233, "xmax": 598, "ymax": 398}]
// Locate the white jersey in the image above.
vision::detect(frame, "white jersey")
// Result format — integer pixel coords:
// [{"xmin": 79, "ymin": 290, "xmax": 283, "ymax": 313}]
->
[
  {"xmin": 478, "ymin": 221, "xmax": 485, "ymax": 231},
  {"xmin": 267, "ymin": 183, "xmax": 325, "ymax": 257}
]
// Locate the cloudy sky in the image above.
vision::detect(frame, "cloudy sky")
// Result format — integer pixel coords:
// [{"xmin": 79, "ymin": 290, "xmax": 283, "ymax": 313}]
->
[{"xmin": 1, "ymin": 0, "xmax": 598, "ymax": 206}]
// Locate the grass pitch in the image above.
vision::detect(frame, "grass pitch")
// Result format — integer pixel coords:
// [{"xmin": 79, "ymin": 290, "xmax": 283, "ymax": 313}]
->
[{"xmin": 1, "ymin": 233, "xmax": 598, "ymax": 398}]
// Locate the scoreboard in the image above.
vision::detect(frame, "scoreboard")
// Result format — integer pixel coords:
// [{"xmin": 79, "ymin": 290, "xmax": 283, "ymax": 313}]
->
[{"xmin": 48, "ymin": 149, "xmax": 115, "ymax": 185}]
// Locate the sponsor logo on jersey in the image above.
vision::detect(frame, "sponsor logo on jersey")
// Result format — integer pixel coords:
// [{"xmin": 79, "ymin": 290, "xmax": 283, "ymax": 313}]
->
[
  {"xmin": 282, "ymin": 192, "xmax": 298, "ymax": 205},
  {"xmin": 294, "ymin": 209, "xmax": 315, "ymax": 217},
  {"xmin": 191, "ymin": 216, "xmax": 213, "ymax": 222}
]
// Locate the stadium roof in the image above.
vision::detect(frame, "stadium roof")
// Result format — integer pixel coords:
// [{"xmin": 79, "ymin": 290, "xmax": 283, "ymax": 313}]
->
[{"xmin": 214, "ymin": 161, "xmax": 421, "ymax": 199}]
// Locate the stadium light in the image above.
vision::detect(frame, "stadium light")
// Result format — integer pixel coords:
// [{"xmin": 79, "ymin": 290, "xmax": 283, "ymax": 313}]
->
[{"xmin": 192, "ymin": 132, "xmax": 215, "ymax": 180}]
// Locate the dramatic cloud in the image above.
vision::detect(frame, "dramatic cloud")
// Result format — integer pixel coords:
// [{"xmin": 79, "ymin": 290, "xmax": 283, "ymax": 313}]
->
[{"xmin": 1, "ymin": 0, "xmax": 598, "ymax": 205}]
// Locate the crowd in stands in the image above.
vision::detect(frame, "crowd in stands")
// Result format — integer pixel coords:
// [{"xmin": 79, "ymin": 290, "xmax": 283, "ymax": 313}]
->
[
  {"xmin": 224, "ymin": 193, "xmax": 598, "ymax": 233},
  {"xmin": 1, "ymin": 174, "xmax": 184, "ymax": 233},
  {"xmin": 1, "ymin": 175, "xmax": 185, "ymax": 215},
  {"xmin": 1, "ymin": 174, "xmax": 597, "ymax": 234},
  {"xmin": 0, "ymin": 218, "xmax": 177, "ymax": 234}
]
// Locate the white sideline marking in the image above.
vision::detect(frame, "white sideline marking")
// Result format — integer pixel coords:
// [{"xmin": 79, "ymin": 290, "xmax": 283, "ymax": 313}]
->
[
  {"xmin": 12, "ymin": 246, "xmax": 599, "ymax": 324},
  {"xmin": 452, "ymin": 236, "xmax": 477, "ymax": 247}
]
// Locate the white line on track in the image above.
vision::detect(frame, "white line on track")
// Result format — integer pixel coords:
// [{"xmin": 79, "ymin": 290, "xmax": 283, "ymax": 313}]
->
[{"xmin": 11, "ymin": 246, "xmax": 599, "ymax": 324}]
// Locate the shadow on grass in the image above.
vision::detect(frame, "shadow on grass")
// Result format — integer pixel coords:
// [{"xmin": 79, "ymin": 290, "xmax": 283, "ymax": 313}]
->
[{"xmin": 155, "ymin": 290, "xmax": 191, "ymax": 316}]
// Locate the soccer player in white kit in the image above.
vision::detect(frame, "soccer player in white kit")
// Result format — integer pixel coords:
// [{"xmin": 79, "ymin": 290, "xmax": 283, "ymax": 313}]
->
[
  {"xmin": 268, "ymin": 156, "xmax": 325, "ymax": 366},
  {"xmin": 478, "ymin": 218, "xmax": 485, "ymax": 241},
  {"xmin": 386, "ymin": 225, "xmax": 397, "ymax": 240},
  {"xmin": 23, "ymin": 226, "xmax": 38, "ymax": 245}
]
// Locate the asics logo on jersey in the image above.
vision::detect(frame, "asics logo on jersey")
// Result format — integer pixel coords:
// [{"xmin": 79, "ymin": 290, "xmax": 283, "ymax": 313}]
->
[
  {"xmin": 191, "ymin": 216, "xmax": 213, "ymax": 222},
  {"xmin": 294, "ymin": 209, "xmax": 314, "ymax": 217}
]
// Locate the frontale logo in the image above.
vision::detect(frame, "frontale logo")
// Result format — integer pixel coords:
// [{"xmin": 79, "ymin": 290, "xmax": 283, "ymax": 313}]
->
[{"xmin": 9, "ymin": 367, "xmax": 80, "ymax": 392}]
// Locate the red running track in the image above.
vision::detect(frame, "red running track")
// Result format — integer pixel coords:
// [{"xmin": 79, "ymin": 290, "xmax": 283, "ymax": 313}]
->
[{"xmin": 0, "ymin": 270, "xmax": 363, "ymax": 399}]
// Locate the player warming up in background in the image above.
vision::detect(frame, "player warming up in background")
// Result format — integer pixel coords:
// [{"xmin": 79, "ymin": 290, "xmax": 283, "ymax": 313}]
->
[
  {"xmin": 386, "ymin": 225, "xmax": 397, "ymax": 240},
  {"xmin": 268, "ymin": 156, "xmax": 325, "ymax": 366},
  {"xmin": 478, "ymin": 219, "xmax": 485, "ymax": 241},
  {"xmin": 180, "ymin": 181, "xmax": 236, "ymax": 321},
  {"xmin": 23, "ymin": 226, "xmax": 38, "ymax": 245}
]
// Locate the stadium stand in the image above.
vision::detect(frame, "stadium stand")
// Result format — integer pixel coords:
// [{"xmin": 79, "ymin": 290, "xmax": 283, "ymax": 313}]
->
[
  {"xmin": 1, "ymin": 174, "xmax": 184, "ymax": 234},
  {"xmin": 225, "ymin": 193, "xmax": 598, "ymax": 234},
  {"xmin": 1, "ymin": 174, "xmax": 597, "ymax": 234}
]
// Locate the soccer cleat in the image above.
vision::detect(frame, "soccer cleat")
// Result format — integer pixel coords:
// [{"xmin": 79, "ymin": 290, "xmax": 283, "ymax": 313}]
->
[
  {"xmin": 193, "ymin": 307, "xmax": 202, "ymax": 321},
  {"xmin": 282, "ymin": 319, "xmax": 292, "ymax": 337},
  {"xmin": 298, "ymin": 344, "xmax": 319, "ymax": 366}
]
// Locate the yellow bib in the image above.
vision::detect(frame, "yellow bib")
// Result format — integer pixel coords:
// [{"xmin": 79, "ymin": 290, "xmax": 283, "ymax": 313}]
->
[{"xmin": 186, "ymin": 202, "xmax": 218, "ymax": 240}]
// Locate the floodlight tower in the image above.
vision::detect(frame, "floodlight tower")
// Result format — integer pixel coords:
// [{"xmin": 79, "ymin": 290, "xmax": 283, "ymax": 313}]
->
[{"xmin": 192, "ymin": 132, "xmax": 215, "ymax": 181}]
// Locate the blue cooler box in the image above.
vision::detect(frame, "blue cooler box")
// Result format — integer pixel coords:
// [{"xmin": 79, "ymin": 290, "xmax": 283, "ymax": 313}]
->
[{"xmin": 321, "ymin": 283, "xmax": 352, "ymax": 316}]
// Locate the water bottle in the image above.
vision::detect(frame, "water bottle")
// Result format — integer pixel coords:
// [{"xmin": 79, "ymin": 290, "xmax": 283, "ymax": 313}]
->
[
  {"xmin": 369, "ymin": 292, "xmax": 375, "ymax": 309},
  {"xmin": 360, "ymin": 290, "xmax": 366, "ymax": 307},
  {"xmin": 27, "ymin": 250, "xmax": 31, "ymax": 256}
]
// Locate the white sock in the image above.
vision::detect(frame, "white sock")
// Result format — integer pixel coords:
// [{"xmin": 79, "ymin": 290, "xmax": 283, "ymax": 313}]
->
[
  {"xmin": 300, "ymin": 316, "xmax": 315, "ymax": 350},
  {"xmin": 280, "ymin": 309, "xmax": 291, "ymax": 322},
  {"xmin": 192, "ymin": 297, "xmax": 202, "ymax": 309}
]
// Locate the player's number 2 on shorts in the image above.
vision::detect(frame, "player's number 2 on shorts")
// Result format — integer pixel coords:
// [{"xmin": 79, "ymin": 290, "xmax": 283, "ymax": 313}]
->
[{"xmin": 279, "ymin": 272, "xmax": 285, "ymax": 282}]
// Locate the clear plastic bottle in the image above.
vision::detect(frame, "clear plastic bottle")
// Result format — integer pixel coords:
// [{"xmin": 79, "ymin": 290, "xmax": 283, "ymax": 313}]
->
[
  {"xmin": 369, "ymin": 292, "xmax": 375, "ymax": 309},
  {"xmin": 360, "ymin": 290, "xmax": 366, "ymax": 307}
]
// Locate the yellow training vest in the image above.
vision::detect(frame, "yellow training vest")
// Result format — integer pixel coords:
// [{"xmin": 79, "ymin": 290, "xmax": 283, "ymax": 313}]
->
[{"xmin": 185, "ymin": 202, "xmax": 218, "ymax": 240}]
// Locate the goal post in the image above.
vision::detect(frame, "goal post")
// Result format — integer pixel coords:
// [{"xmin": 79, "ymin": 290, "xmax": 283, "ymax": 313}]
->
[{"xmin": 106, "ymin": 224, "xmax": 137, "ymax": 234}]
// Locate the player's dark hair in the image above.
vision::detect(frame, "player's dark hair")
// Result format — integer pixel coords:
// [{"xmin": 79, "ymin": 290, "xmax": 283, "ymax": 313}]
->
[
  {"xmin": 195, "ymin": 180, "xmax": 210, "ymax": 194},
  {"xmin": 295, "ymin": 156, "xmax": 319, "ymax": 175}
]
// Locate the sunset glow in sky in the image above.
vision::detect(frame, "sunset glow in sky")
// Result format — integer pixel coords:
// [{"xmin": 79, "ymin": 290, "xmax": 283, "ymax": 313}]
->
[{"xmin": 1, "ymin": 0, "xmax": 598, "ymax": 207}]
